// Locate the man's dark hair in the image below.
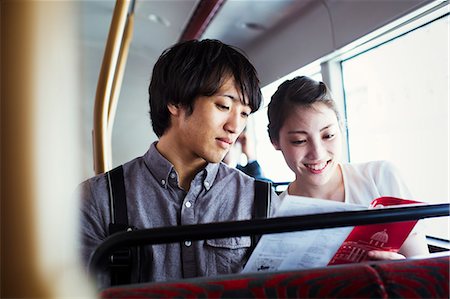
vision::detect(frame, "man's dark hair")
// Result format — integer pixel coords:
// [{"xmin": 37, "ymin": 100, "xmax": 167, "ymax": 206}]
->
[
  {"xmin": 149, "ymin": 39, "xmax": 262, "ymax": 137},
  {"xmin": 267, "ymin": 76, "xmax": 340, "ymax": 144}
]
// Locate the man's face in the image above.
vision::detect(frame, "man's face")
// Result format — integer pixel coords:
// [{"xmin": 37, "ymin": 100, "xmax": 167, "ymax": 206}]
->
[{"xmin": 175, "ymin": 76, "xmax": 252, "ymax": 163}]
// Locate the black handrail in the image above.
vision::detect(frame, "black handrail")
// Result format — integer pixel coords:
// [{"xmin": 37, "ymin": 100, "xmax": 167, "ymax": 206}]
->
[{"xmin": 89, "ymin": 203, "xmax": 449, "ymax": 274}]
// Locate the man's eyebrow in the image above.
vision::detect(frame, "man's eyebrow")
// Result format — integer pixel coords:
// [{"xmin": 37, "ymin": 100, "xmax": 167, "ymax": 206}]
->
[
  {"xmin": 223, "ymin": 94, "xmax": 249, "ymax": 105},
  {"xmin": 219, "ymin": 93, "xmax": 251, "ymax": 107}
]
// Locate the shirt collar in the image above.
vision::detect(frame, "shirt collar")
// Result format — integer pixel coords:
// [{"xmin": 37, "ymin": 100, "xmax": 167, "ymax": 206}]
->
[
  {"xmin": 144, "ymin": 141, "xmax": 220, "ymax": 190},
  {"xmin": 203, "ymin": 162, "xmax": 219, "ymax": 191},
  {"xmin": 144, "ymin": 142, "xmax": 174, "ymax": 188}
]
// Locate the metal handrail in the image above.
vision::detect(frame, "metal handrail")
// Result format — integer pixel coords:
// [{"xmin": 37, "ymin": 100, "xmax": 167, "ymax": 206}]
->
[
  {"xmin": 93, "ymin": 0, "xmax": 135, "ymax": 174},
  {"xmin": 89, "ymin": 203, "xmax": 450, "ymax": 274},
  {"xmin": 105, "ymin": 10, "xmax": 135, "ymax": 166}
]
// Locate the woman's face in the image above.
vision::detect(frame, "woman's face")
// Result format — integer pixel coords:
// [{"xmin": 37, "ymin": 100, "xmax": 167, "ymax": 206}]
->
[{"xmin": 273, "ymin": 102, "xmax": 342, "ymax": 188}]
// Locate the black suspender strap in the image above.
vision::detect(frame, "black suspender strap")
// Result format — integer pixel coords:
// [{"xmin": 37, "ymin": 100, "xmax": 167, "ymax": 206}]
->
[
  {"xmin": 106, "ymin": 165, "xmax": 137, "ymax": 286},
  {"xmin": 107, "ymin": 165, "xmax": 129, "ymax": 234},
  {"xmin": 252, "ymin": 179, "xmax": 272, "ymax": 247}
]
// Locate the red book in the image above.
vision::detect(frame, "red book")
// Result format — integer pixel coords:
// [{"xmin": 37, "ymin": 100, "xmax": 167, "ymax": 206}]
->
[{"xmin": 328, "ymin": 196, "xmax": 422, "ymax": 265}]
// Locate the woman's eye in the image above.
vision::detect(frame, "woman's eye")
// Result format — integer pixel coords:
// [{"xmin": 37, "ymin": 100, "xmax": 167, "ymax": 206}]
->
[
  {"xmin": 292, "ymin": 140, "xmax": 306, "ymax": 145},
  {"xmin": 324, "ymin": 133, "xmax": 335, "ymax": 139},
  {"xmin": 216, "ymin": 104, "xmax": 230, "ymax": 110},
  {"xmin": 241, "ymin": 111, "xmax": 250, "ymax": 118}
]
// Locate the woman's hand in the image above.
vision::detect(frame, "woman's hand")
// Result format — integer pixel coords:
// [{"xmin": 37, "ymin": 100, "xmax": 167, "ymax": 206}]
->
[{"xmin": 367, "ymin": 250, "xmax": 406, "ymax": 260}]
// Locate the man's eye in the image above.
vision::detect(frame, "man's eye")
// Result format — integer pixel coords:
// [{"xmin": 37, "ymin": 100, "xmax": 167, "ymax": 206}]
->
[
  {"xmin": 292, "ymin": 140, "xmax": 306, "ymax": 145},
  {"xmin": 324, "ymin": 134, "xmax": 335, "ymax": 139},
  {"xmin": 241, "ymin": 111, "xmax": 250, "ymax": 118}
]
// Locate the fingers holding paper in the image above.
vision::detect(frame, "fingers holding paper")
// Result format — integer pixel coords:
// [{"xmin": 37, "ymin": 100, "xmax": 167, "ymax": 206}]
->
[{"xmin": 367, "ymin": 250, "xmax": 406, "ymax": 260}]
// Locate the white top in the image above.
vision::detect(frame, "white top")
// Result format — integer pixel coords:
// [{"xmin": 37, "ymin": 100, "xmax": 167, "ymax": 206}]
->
[{"xmin": 280, "ymin": 160, "xmax": 413, "ymax": 205}]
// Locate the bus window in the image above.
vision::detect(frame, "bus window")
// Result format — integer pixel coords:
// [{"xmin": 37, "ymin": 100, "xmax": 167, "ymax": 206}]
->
[
  {"xmin": 340, "ymin": 12, "xmax": 449, "ymax": 240},
  {"xmin": 254, "ymin": 4, "xmax": 449, "ymax": 241}
]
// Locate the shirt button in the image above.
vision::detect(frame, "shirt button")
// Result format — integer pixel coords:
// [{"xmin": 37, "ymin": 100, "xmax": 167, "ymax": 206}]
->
[
  {"xmin": 161, "ymin": 179, "xmax": 166, "ymax": 186},
  {"xmin": 185, "ymin": 201, "xmax": 192, "ymax": 208},
  {"xmin": 170, "ymin": 172, "xmax": 176, "ymax": 179},
  {"xmin": 204, "ymin": 181, "xmax": 209, "ymax": 187},
  {"xmin": 184, "ymin": 241, "xmax": 192, "ymax": 247}
]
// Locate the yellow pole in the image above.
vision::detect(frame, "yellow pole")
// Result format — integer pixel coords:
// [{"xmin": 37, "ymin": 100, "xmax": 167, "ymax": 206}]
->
[
  {"xmin": 106, "ymin": 12, "xmax": 135, "ymax": 166},
  {"xmin": 93, "ymin": 0, "xmax": 131, "ymax": 174}
]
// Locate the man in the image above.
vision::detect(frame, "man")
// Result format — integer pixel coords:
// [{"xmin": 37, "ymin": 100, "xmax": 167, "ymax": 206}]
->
[{"xmin": 79, "ymin": 39, "xmax": 280, "ymax": 287}]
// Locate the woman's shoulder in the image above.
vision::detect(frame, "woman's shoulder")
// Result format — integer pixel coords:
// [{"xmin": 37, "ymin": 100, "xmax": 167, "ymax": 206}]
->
[
  {"xmin": 341, "ymin": 160, "xmax": 396, "ymax": 176},
  {"xmin": 342, "ymin": 160, "xmax": 411, "ymax": 197},
  {"xmin": 278, "ymin": 189, "xmax": 288, "ymax": 200}
]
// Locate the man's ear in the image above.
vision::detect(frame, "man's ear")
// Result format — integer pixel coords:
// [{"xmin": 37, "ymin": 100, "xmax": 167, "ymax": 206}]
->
[{"xmin": 167, "ymin": 103, "xmax": 180, "ymax": 116}]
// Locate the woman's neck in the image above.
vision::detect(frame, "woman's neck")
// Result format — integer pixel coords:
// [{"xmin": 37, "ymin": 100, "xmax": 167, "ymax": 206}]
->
[{"xmin": 289, "ymin": 166, "xmax": 345, "ymax": 202}]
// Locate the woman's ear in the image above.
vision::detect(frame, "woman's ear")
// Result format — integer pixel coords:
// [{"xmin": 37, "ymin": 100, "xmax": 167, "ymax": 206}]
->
[
  {"xmin": 167, "ymin": 103, "xmax": 180, "ymax": 116},
  {"xmin": 272, "ymin": 140, "xmax": 281, "ymax": 150}
]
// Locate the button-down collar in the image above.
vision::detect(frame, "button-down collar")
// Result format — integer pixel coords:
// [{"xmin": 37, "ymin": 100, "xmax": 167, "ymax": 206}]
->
[
  {"xmin": 144, "ymin": 142, "xmax": 220, "ymax": 191},
  {"xmin": 144, "ymin": 142, "xmax": 174, "ymax": 189}
]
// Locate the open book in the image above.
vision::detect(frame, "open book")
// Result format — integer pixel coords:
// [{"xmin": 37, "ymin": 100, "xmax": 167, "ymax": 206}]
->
[{"xmin": 242, "ymin": 195, "xmax": 422, "ymax": 273}]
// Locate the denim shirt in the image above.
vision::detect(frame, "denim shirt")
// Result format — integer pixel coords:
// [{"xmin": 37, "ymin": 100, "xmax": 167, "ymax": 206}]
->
[{"xmin": 79, "ymin": 142, "xmax": 280, "ymax": 287}]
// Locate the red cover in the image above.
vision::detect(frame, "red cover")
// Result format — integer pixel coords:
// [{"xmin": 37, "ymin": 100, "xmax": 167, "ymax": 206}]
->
[{"xmin": 328, "ymin": 196, "xmax": 422, "ymax": 265}]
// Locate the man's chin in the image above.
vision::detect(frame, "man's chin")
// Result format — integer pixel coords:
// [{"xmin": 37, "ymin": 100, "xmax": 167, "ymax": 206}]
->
[
  {"xmin": 210, "ymin": 158, "xmax": 225, "ymax": 164},
  {"xmin": 205, "ymin": 154, "xmax": 226, "ymax": 164}
]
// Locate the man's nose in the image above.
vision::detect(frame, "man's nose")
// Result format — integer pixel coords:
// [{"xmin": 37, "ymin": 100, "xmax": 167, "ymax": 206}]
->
[{"xmin": 225, "ymin": 111, "xmax": 245, "ymax": 134}]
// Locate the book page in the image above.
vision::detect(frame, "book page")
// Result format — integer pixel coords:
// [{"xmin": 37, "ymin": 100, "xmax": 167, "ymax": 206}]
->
[
  {"xmin": 243, "ymin": 196, "xmax": 422, "ymax": 274},
  {"xmin": 242, "ymin": 196, "xmax": 365, "ymax": 273}
]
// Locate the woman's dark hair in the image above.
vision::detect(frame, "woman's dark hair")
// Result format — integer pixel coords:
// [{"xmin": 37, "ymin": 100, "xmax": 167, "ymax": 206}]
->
[
  {"xmin": 149, "ymin": 39, "xmax": 262, "ymax": 137},
  {"xmin": 267, "ymin": 76, "xmax": 341, "ymax": 143}
]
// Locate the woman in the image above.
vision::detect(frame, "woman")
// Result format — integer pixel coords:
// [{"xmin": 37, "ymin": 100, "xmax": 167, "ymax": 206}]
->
[{"xmin": 267, "ymin": 76, "xmax": 429, "ymax": 259}]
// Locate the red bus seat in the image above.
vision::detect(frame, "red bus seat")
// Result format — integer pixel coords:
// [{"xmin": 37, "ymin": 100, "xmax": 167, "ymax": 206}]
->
[{"xmin": 100, "ymin": 254, "xmax": 449, "ymax": 298}]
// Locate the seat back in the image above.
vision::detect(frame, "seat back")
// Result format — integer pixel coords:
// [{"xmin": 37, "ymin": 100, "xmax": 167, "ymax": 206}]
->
[{"xmin": 100, "ymin": 254, "xmax": 449, "ymax": 298}]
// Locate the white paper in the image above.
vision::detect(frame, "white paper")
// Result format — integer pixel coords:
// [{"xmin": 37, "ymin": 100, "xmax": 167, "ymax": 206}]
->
[{"xmin": 242, "ymin": 195, "xmax": 366, "ymax": 273}]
